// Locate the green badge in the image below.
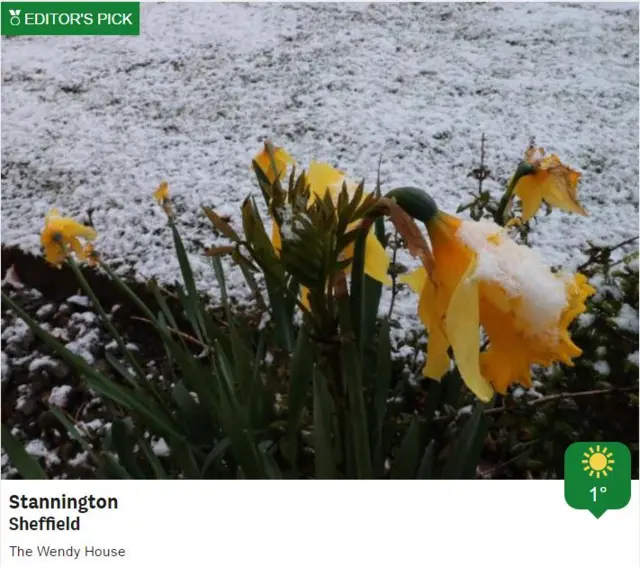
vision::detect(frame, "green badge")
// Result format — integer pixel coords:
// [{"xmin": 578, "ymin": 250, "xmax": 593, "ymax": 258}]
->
[{"xmin": 565, "ymin": 442, "xmax": 632, "ymax": 518}]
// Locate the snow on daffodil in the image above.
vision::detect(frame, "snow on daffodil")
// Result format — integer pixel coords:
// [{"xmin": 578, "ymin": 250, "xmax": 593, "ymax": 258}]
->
[
  {"xmin": 401, "ymin": 211, "xmax": 595, "ymax": 401},
  {"xmin": 513, "ymin": 146, "xmax": 588, "ymax": 222},
  {"xmin": 40, "ymin": 209, "xmax": 97, "ymax": 268}
]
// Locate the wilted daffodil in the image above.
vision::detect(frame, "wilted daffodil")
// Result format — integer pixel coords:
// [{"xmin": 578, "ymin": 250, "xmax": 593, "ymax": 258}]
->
[
  {"xmin": 513, "ymin": 146, "xmax": 589, "ymax": 222},
  {"xmin": 402, "ymin": 211, "xmax": 595, "ymax": 401},
  {"xmin": 40, "ymin": 209, "xmax": 97, "ymax": 268}
]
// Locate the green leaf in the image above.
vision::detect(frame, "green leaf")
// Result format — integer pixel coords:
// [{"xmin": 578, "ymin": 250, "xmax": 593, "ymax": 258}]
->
[
  {"xmin": 135, "ymin": 432, "xmax": 168, "ymax": 479},
  {"xmin": 201, "ymin": 438, "xmax": 231, "ymax": 478},
  {"xmin": 390, "ymin": 417, "xmax": 422, "ymax": 480},
  {"xmin": 101, "ymin": 452, "xmax": 132, "ymax": 479},
  {"xmin": 214, "ymin": 345, "xmax": 267, "ymax": 479},
  {"xmin": 372, "ymin": 318, "xmax": 392, "ymax": 473},
  {"xmin": 106, "ymin": 420, "xmax": 144, "ymax": 479},
  {"xmin": 416, "ymin": 439, "xmax": 437, "ymax": 479},
  {"xmin": 1, "ymin": 424, "xmax": 47, "ymax": 479},
  {"xmin": 49, "ymin": 407, "xmax": 93, "ymax": 454},
  {"xmin": 285, "ymin": 323, "xmax": 314, "ymax": 474},
  {"xmin": 350, "ymin": 228, "xmax": 367, "ymax": 360},
  {"xmin": 313, "ymin": 367, "xmax": 336, "ymax": 479},
  {"xmin": 337, "ymin": 283, "xmax": 372, "ymax": 479},
  {"xmin": 441, "ymin": 403, "xmax": 489, "ymax": 479}
]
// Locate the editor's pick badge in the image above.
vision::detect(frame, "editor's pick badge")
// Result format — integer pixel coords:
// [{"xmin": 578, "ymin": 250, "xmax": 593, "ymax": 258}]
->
[{"xmin": 565, "ymin": 442, "xmax": 631, "ymax": 518}]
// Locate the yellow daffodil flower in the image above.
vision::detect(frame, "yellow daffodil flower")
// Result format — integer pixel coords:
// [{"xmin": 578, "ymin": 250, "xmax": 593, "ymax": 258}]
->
[
  {"xmin": 153, "ymin": 181, "xmax": 174, "ymax": 217},
  {"xmin": 253, "ymin": 145, "xmax": 296, "ymax": 184},
  {"xmin": 402, "ymin": 211, "xmax": 595, "ymax": 401},
  {"xmin": 513, "ymin": 146, "xmax": 589, "ymax": 222},
  {"xmin": 40, "ymin": 209, "xmax": 97, "ymax": 268},
  {"xmin": 153, "ymin": 181, "xmax": 170, "ymax": 203}
]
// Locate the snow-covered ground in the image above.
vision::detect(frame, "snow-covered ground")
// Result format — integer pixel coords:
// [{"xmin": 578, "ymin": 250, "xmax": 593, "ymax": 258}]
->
[{"xmin": 2, "ymin": 3, "xmax": 638, "ymax": 337}]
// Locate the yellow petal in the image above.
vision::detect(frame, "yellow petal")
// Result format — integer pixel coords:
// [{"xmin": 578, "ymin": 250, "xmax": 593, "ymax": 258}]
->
[
  {"xmin": 399, "ymin": 267, "xmax": 427, "ymax": 294},
  {"xmin": 541, "ymin": 161, "xmax": 588, "ymax": 216},
  {"xmin": 61, "ymin": 219, "xmax": 97, "ymax": 241},
  {"xmin": 514, "ymin": 175, "xmax": 544, "ymax": 222},
  {"xmin": 70, "ymin": 237, "xmax": 86, "ymax": 260},
  {"xmin": 445, "ymin": 256, "xmax": 494, "ymax": 402},
  {"xmin": 254, "ymin": 146, "xmax": 295, "ymax": 184},
  {"xmin": 419, "ymin": 279, "xmax": 451, "ymax": 379},
  {"xmin": 306, "ymin": 161, "xmax": 344, "ymax": 200},
  {"xmin": 363, "ymin": 229, "xmax": 392, "ymax": 286},
  {"xmin": 153, "ymin": 181, "xmax": 169, "ymax": 203},
  {"xmin": 300, "ymin": 286, "xmax": 311, "ymax": 311}
]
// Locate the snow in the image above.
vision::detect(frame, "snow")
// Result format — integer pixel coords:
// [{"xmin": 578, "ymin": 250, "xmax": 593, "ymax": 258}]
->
[
  {"xmin": 457, "ymin": 219, "xmax": 569, "ymax": 335},
  {"xmin": 67, "ymin": 295, "xmax": 91, "ymax": 308},
  {"xmin": 151, "ymin": 438, "xmax": 170, "ymax": 457},
  {"xmin": 35, "ymin": 303, "xmax": 56, "ymax": 319},
  {"xmin": 25, "ymin": 439, "xmax": 60, "ymax": 467},
  {"xmin": 593, "ymin": 360, "xmax": 611, "ymax": 376},
  {"xmin": 65, "ymin": 328, "xmax": 101, "ymax": 364},
  {"xmin": 1, "ymin": 318, "xmax": 31, "ymax": 345},
  {"xmin": 612, "ymin": 304, "xmax": 639, "ymax": 333},
  {"xmin": 48, "ymin": 384, "xmax": 73, "ymax": 408},
  {"xmin": 0, "ymin": 3, "xmax": 638, "ymax": 339},
  {"xmin": 1, "ymin": 352, "xmax": 10, "ymax": 383}
]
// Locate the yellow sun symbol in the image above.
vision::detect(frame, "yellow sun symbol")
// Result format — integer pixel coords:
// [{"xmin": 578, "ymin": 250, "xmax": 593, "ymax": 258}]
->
[{"xmin": 581, "ymin": 445, "xmax": 615, "ymax": 479}]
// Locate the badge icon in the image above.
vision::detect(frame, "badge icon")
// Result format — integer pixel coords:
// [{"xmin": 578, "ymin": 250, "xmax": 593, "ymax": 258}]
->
[
  {"xmin": 9, "ymin": 9, "xmax": 21, "ymax": 26},
  {"xmin": 565, "ymin": 442, "xmax": 631, "ymax": 518}
]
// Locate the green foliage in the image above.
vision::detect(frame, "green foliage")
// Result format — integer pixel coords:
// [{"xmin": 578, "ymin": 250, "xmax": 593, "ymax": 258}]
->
[
  {"xmin": 1, "ymin": 144, "xmax": 488, "ymax": 480},
  {"xmin": 3, "ymin": 140, "xmax": 636, "ymax": 480}
]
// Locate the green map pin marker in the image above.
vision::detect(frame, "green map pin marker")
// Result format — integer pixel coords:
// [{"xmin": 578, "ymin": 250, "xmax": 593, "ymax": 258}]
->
[{"xmin": 565, "ymin": 442, "xmax": 631, "ymax": 518}]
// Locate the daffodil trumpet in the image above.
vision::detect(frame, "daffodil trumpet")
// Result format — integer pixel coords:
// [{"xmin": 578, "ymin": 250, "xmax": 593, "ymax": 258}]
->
[{"xmin": 401, "ymin": 210, "xmax": 595, "ymax": 402}]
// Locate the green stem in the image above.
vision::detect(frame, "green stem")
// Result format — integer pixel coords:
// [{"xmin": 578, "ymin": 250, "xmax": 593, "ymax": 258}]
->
[{"xmin": 494, "ymin": 162, "xmax": 535, "ymax": 226}]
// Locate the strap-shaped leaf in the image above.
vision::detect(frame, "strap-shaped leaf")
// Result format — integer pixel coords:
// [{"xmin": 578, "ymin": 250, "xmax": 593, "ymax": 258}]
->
[
  {"xmin": 313, "ymin": 366, "xmax": 337, "ymax": 479},
  {"xmin": 390, "ymin": 417, "xmax": 422, "ymax": 479},
  {"xmin": 441, "ymin": 402, "xmax": 489, "ymax": 479},
  {"xmin": 1, "ymin": 424, "xmax": 47, "ymax": 480}
]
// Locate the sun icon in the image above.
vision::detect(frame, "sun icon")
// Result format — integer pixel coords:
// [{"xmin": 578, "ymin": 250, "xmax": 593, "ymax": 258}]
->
[{"xmin": 581, "ymin": 445, "xmax": 615, "ymax": 478}]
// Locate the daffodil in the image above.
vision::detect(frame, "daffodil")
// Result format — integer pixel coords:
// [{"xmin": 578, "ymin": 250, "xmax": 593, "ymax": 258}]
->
[
  {"xmin": 153, "ymin": 181, "xmax": 174, "ymax": 217},
  {"xmin": 40, "ymin": 209, "xmax": 97, "ymax": 268},
  {"xmin": 253, "ymin": 144, "xmax": 295, "ymax": 184},
  {"xmin": 402, "ymin": 211, "xmax": 595, "ymax": 401},
  {"xmin": 153, "ymin": 181, "xmax": 170, "ymax": 203},
  {"xmin": 513, "ymin": 146, "xmax": 588, "ymax": 222}
]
